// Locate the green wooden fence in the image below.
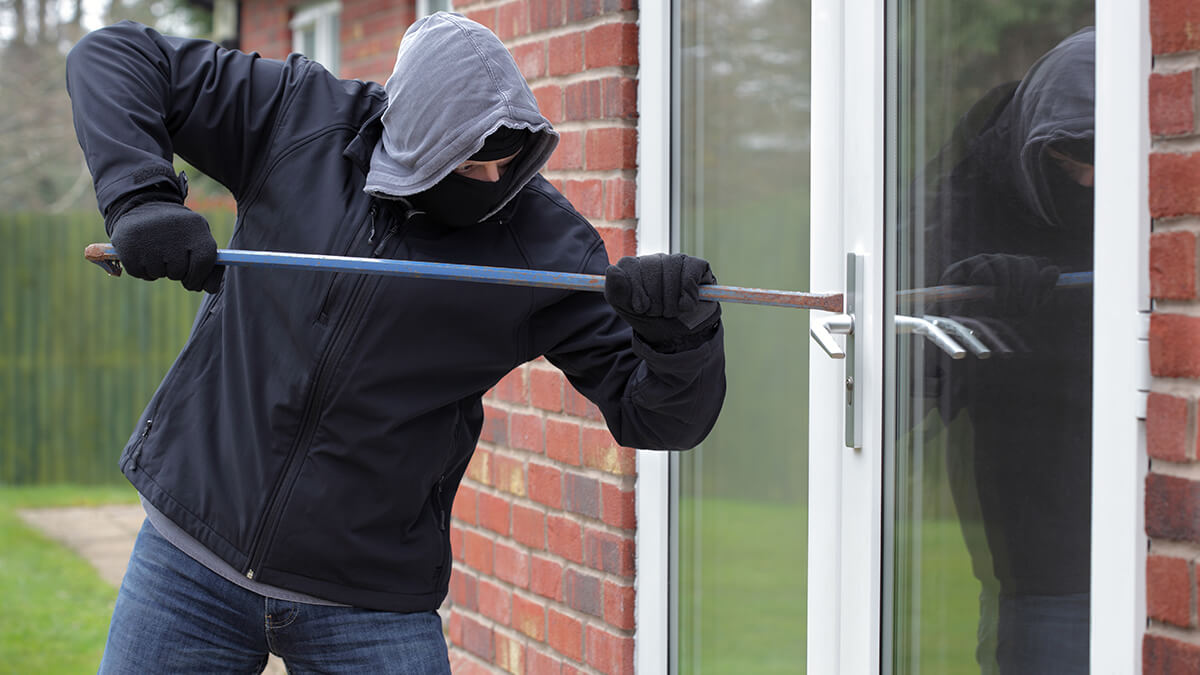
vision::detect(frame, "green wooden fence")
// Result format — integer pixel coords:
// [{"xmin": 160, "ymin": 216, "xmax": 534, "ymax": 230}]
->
[{"xmin": 1, "ymin": 210, "xmax": 235, "ymax": 485}]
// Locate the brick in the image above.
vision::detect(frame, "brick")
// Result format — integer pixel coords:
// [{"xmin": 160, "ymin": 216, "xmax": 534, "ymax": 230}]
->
[
  {"xmin": 512, "ymin": 412, "xmax": 546, "ymax": 454},
  {"xmin": 548, "ymin": 514, "xmax": 584, "ymax": 563},
  {"xmin": 595, "ymin": 226, "xmax": 637, "ymax": 261},
  {"xmin": 564, "ymin": 178, "xmax": 604, "ymax": 218},
  {"xmin": 512, "ymin": 41, "xmax": 547, "ymax": 80},
  {"xmin": 548, "ymin": 608, "xmax": 584, "ymax": 662},
  {"xmin": 1151, "ymin": 153, "xmax": 1200, "ymax": 218},
  {"xmin": 496, "ymin": 1, "xmax": 529, "ymax": 40},
  {"xmin": 547, "ymin": 419, "xmax": 582, "ymax": 466},
  {"xmin": 460, "ymin": 614, "xmax": 495, "ymax": 661},
  {"xmin": 494, "ymin": 540, "xmax": 531, "ymax": 588},
  {"xmin": 450, "ymin": 569, "xmax": 478, "ymax": 611},
  {"xmin": 602, "ymin": 76, "xmax": 638, "ymax": 120},
  {"xmin": 526, "ymin": 648, "xmax": 562, "ymax": 675},
  {"xmin": 1148, "ymin": 555, "xmax": 1193, "ymax": 627},
  {"xmin": 582, "ymin": 428, "xmax": 636, "ymax": 475},
  {"xmin": 513, "ymin": 592, "xmax": 547, "ymax": 640},
  {"xmin": 1146, "ymin": 472, "xmax": 1200, "ymax": 542},
  {"xmin": 564, "ymin": 473, "xmax": 602, "ymax": 519},
  {"xmin": 463, "ymin": 528, "xmax": 495, "ymax": 575},
  {"xmin": 478, "ymin": 578, "xmax": 512, "ymax": 625},
  {"xmin": 534, "ymin": 84, "xmax": 564, "ymax": 125},
  {"xmin": 531, "ymin": 554, "xmax": 564, "ymax": 601},
  {"xmin": 1145, "ymin": 633, "xmax": 1200, "ymax": 674},
  {"xmin": 1151, "ymin": 230, "xmax": 1197, "ymax": 300},
  {"xmin": 492, "ymin": 454, "xmax": 528, "ymax": 497},
  {"xmin": 564, "ymin": 568, "xmax": 603, "ymax": 617},
  {"xmin": 448, "ymin": 611, "xmax": 463, "ymax": 646},
  {"xmin": 603, "ymin": 580, "xmax": 635, "ymax": 631},
  {"xmin": 584, "ymin": 528, "xmax": 634, "ymax": 576},
  {"xmin": 585, "ymin": 22, "xmax": 638, "ymax": 68},
  {"xmin": 529, "ymin": 463, "xmax": 564, "ymax": 508},
  {"xmin": 453, "ymin": 484, "xmax": 479, "ymax": 525},
  {"xmin": 464, "ymin": 9, "xmax": 498, "ymax": 32},
  {"xmin": 567, "ymin": 0, "xmax": 635, "ymax": 22},
  {"xmin": 585, "ymin": 625, "xmax": 635, "ymax": 675},
  {"xmin": 604, "ymin": 177, "xmax": 636, "ymax": 221},
  {"xmin": 532, "ymin": 368, "xmax": 564, "ymax": 412},
  {"xmin": 550, "ymin": 32, "xmax": 584, "ymax": 76},
  {"xmin": 601, "ymin": 482, "xmax": 636, "ymax": 530},
  {"xmin": 547, "ymin": 129, "xmax": 584, "ymax": 172},
  {"xmin": 481, "ymin": 404, "xmax": 509, "ymax": 445},
  {"xmin": 585, "ymin": 127, "xmax": 637, "ymax": 171},
  {"xmin": 512, "ymin": 503, "xmax": 547, "ymax": 550},
  {"xmin": 1150, "ymin": 314, "xmax": 1200, "ymax": 377},
  {"xmin": 467, "ymin": 449, "xmax": 492, "ymax": 486},
  {"xmin": 478, "ymin": 491, "xmax": 512, "ymax": 535},
  {"xmin": 495, "ymin": 630, "xmax": 525, "ymax": 675},
  {"xmin": 1147, "ymin": 392, "xmax": 1192, "ymax": 462},
  {"xmin": 1151, "ymin": 0, "xmax": 1200, "ymax": 54},
  {"xmin": 565, "ymin": 80, "xmax": 604, "ymax": 121},
  {"xmin": 530, "ymin": 0, "xmax": 565, "ymax": 32},
  {"xmin": 451, "ymin": 523, "xmax": 465, "ymax": 562},
  {"xmin": 1150, "ymin": 71, "xmax": 1195, "ymax": 136},
  {"xmin": 493, "ymin": 368, "xmax": 528, "ymax": 404}
]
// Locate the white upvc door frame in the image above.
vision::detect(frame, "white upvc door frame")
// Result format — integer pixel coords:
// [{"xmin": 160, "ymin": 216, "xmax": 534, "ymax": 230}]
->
[
  {"xmin": 637, "ymin": 0, "xmax": 1147, "ymax": 673},
  {"xmin": 807, "ymin": 0, "xmax": 887, "ymax": 673}
]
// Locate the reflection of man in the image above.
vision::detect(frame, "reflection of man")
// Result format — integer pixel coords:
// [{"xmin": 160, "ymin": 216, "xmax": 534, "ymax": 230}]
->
[{"xmin": 920, "ymin": 27, "xmax": 1094, "ymax": 675}]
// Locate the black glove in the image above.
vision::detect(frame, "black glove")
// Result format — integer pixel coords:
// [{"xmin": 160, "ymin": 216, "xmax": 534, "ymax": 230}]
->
[
  {"xmin": 938, "ymin": 253, "xmax": 1059, "ymax": 316},
  {"xmin": 604, "ymin": 253, "xmax": 721, "ymax": 352},
  {"xmin": 106, "ymin": 190, "xmax": 223, "ymax": 293}
]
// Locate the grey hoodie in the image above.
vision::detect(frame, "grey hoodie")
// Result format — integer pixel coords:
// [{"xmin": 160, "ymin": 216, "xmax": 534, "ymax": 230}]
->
[{"xmin": 364, "ymin": 12, "xmax": 559, "ymax": 218}]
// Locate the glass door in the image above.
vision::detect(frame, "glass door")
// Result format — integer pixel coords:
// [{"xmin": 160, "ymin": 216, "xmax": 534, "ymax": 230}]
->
[
  {"xmin": 885, "ymin": 2, "xmax": 1096, "ymax": 674},
  {"xmin": 671, "ymin": 1, "xmax": 812, "ymax": 673}
]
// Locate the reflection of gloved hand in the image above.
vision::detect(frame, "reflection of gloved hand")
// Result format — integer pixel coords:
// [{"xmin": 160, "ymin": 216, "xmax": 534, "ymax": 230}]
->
[
  {"xmin": 604, "ymin": 253, "xmax": 722, "ymax": 352},
  {"xmin": 106, "ymin": 190, "xmax": 223, "ymax": 293},
  {"xmin": 938, "ymin": 253, "xmax": 1059, "ymax": 316}
]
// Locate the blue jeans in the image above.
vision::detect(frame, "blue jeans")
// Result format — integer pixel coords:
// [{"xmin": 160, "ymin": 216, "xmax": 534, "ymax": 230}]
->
[
  {"xmin": 99, "ymin": 520, "xmax": 451, "ymax": 674},
  {"xmin": 996, "ymin": 593, "xmax": 1089, "ymax": 675}
]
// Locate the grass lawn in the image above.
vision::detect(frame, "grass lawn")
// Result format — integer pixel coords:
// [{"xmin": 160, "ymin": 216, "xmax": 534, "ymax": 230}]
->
[{"xmin": 0, "ymin": 484, "xmax": 137, "ymax": 673}]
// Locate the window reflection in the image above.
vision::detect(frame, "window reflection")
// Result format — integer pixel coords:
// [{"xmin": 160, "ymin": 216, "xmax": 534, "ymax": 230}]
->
[{"xmin": 893, "ymin": 5, "xmax": 1094, "ymax": 674}]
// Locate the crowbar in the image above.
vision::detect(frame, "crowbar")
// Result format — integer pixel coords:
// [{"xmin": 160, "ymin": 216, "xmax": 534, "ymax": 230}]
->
[{"xmin": 84, "ymin": 243, "xmax": 845, "ymax": 313}]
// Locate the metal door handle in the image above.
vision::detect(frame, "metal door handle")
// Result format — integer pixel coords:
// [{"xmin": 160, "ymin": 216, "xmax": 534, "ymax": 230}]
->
[
  {"xmin": 896, "ymin": 315, "xmax": 967, "ymax": 359},
  {"xmin": 811, "ymin": 315, "xmax": 853, "ymax": 359},
  {"xmin": 924, "ymin": 315, "xmax": 991, "ymax": 358}
]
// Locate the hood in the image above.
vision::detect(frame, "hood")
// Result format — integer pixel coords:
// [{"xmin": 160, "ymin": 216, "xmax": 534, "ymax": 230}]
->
[
  {"xmin": 1004, "ymin": 26, "xmax": 1095, "ymax": 229},
  {"xmin": 363, "ymin": 12, "xmax": 559, "ymax": 218}
]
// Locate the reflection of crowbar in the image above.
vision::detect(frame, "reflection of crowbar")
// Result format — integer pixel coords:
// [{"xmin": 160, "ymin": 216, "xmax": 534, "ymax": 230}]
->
[{"xmin": 84, "ymin": 243, "xmax": 845, "ymax": 313}]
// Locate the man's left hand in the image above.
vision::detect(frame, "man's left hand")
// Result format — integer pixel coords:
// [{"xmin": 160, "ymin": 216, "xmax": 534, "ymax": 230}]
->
[{"xmin": 604, "ymin": 253, "xmax": 721, "ymax": 351}]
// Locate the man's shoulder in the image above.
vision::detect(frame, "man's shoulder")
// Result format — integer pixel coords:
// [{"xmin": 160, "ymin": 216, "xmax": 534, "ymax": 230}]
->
[{"xmin": 506, "ymin": 175, "xmax": 608, "ymax": 273}]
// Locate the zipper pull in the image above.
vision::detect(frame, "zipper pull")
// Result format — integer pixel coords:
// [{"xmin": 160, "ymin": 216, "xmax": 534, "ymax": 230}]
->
[
  {"xmin": 372, "ymin": 222, "xmax": 399, "ymax": 258},
  {"xmin": 366, "ymin": 204, "xmax": 379, "ymax": 245}
]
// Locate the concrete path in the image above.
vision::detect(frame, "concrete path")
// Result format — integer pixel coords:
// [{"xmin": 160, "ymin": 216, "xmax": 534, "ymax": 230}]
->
[{"xmin": 18, "ymin": 504, "xmax": 287, "ymax": 674}]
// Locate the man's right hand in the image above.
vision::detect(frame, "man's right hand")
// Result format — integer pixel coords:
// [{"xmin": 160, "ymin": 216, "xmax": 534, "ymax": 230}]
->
[{"xmin": 107, "ymin": 193, "xmax": 223, "ymax": 293}]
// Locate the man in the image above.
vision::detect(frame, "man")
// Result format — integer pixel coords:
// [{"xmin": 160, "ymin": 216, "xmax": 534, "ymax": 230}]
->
[
  {"xmin": 66, "ymin": 12, "xmax": 725, "ymax": 673},
  {"xmin": 917, "ymin": 27, "xmax": 1094, "ymax": 675}
]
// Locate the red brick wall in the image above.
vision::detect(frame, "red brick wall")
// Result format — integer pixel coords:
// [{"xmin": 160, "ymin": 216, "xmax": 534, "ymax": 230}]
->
[
  {"xmin": 1145, "ymin": 0, "xmax": 1200, "ymax": 672},
  {"xmin": 445, "ymin": 3, "xmax": 640, "ymax": 673}
]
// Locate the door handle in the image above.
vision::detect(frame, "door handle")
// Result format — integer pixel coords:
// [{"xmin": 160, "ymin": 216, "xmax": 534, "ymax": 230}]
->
[
  {"xmin": 924, "ymin": 315, "xmax": 991, "ymax": 358},
  {"xmin": 895, "ymin": 315, "xmax": 968, "ymax": 359},
  {"xmin": 809, "ymin": 253, "xmax": 863, "ymax": 448}
]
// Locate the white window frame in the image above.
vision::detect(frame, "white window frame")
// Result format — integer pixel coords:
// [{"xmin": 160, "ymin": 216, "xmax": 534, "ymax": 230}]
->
[
  {"xmin": 636, "ymin": 0, "xmax": 1148, "ymax": 672},
  {"xmin": 290, "ymin": 1, "xmax": 342, "ymax": 76}
]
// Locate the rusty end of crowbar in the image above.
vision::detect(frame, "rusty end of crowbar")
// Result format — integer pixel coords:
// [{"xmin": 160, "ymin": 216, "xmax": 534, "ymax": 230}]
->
[{"xmin": 85, "ymin": 243, "xmax": 124, "ymax": 276}]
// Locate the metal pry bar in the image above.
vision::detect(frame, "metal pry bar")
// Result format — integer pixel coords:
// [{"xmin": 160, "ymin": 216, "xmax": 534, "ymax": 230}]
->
[{"xmin": 84, "ymin": 243, "xmax": 845, "ymax": 313}]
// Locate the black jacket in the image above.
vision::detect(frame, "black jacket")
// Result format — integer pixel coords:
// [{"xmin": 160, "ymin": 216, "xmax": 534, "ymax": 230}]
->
[{"xmin": 66, "ymin": 21, "xmax": 725, "ymax": 611}]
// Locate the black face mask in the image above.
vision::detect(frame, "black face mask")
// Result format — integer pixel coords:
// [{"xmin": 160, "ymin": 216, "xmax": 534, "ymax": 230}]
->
[{"xmin": 408, "ymin": 170, "xmax": 516, "ymax": 228}]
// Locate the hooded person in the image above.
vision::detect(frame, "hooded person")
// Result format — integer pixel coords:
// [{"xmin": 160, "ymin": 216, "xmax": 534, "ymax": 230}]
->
[
  {"xmin": 911, "ymin": 27, "xmax": 1095, "ymax": 675},
  {"xmin": 65, "ymin": 12, "xmax": 726, "ymax": 673}
]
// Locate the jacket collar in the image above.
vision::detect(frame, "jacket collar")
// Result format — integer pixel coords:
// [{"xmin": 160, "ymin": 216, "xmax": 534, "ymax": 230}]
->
[{"xmin": 343, "ymin": 106, "xmax": 386, "ymax": 176}]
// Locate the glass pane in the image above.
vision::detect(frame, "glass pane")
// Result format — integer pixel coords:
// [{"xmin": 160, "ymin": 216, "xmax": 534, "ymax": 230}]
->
[
  {"xmin": 673, "ymin": 1, "xmax": 811, "ymax": 673},
  {"xmin": 888, "ymin": 2, "xmax": 1095, "ymax": 674}
]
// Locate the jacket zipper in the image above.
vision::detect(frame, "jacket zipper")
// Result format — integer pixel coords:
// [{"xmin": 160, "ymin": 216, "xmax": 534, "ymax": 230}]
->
[
  {"xmin": 244, "ymin": 205, "xmax": 405, "ymax": 581},
  {"xmin": 317, "ymin": 205, "xmax": 378, "ymax": 324},
  {"xmin": 125, "ymin": 418, "xmax": 153, "ymax": 472}
]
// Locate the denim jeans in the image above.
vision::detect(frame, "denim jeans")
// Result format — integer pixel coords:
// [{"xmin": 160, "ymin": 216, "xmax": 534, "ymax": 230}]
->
[
  {"xmin": 996, "ymin": 592, "xmax": 1089, "ymax": 675},
  {"xmin": 98, "ymin": 520, "xmax": 451, "ymax": 674}
]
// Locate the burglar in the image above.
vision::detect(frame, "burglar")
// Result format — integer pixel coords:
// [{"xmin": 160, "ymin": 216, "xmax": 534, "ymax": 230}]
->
[
  {"xmin": 916, "ymin": 27, "xmax": 1094, "ymax": 675},
  {"xmin": 66, "ymin": 12, "xmax": 725, "ymax": 673}
]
